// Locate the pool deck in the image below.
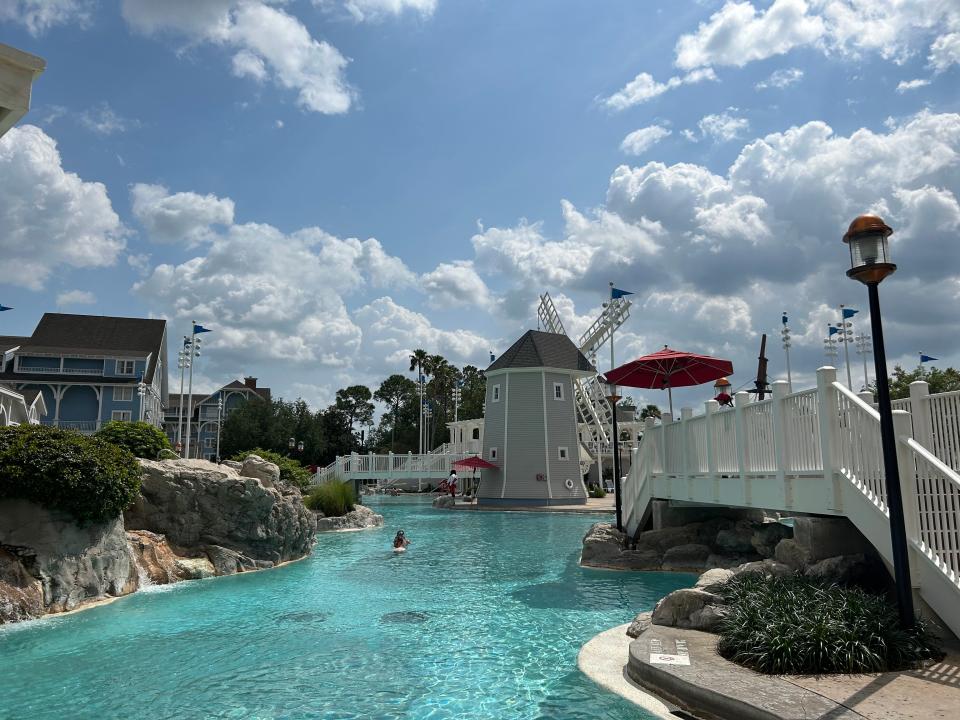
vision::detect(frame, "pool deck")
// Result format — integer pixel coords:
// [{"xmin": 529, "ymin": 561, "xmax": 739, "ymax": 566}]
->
[
  {"xmin": 621, "ymin": 623, "xmax": 960, "ymax": 720},
  {"xmin": 445, "ymin": 496, "xmax": 616, "ymax": 514}
]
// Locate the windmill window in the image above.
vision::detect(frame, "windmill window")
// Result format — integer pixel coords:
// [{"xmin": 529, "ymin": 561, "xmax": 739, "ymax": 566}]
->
[
  {"xmin": 472, "ymin": 428, "xmax": 480, "ymax": 440},
  {"xmin": 558, "ymin": 446, "xmax": 569, "ymax": 460},
  {"xmin": 492, "ymin": 384, "xmax": 501, "ymax": 402},
  {"xmin": 489, "ymin": 447, "xmax": 498, "ymax": 460},
  {"xmin": 553, "ymin": 383, "xmax": 564, "ymax": 401}
]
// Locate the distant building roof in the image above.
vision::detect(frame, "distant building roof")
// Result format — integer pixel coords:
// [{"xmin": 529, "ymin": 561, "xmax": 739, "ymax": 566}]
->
[
  {"xmin": 0, "ymin": 336, "xmax": 28, "ymax": 353},
  {"xmin": 487, "ymin": 330, "xmax": 594, "ymax": 373},
  {"xmin": 23, "ymin": 313, "xmax": 166, "ymax": 355}
]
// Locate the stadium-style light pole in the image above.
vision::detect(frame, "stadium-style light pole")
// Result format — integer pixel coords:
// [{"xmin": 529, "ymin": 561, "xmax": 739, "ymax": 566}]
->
[{"xmin": 842, "ymin": 214, "xmax": 914, "ymax": 628}]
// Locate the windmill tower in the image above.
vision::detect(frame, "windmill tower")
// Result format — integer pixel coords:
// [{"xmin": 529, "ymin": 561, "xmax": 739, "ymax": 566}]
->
[{"xmin": 536, "ymin": 292, "xmax": 632, "ymax": 466}]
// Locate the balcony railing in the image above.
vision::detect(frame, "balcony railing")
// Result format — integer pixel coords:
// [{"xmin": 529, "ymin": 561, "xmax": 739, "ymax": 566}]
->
[
  {"xmin": 40, "ymin": 419, "xmax": 101, "ymax": 433},
  {"xmin": 18, "ymin": 366, "xmax": 104, "ymax": 376}
]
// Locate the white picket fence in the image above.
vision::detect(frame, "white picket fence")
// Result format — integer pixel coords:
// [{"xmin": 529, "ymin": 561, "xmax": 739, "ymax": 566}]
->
[{"xmin": 621, "ymin": 368, "xmax": 960, "ymax": 638}]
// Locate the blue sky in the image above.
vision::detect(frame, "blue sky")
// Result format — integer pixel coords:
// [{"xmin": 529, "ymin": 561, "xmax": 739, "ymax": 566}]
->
[{"xmin": 1, "ymin": 0, "xmax": 959, "ymax": 411}]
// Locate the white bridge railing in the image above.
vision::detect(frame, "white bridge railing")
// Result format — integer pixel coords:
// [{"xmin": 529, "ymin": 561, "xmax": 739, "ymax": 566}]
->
[
  {"xmin": 313, "ymin": 450, "xmax": 474, "ymax": 485},
  {"xmin": 621, "ymin": 367, "xmax": 960, "ymax": 638}
]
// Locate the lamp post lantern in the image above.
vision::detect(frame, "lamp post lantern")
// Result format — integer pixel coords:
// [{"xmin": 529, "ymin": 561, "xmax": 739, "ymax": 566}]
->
[
  {"xmin": 842, "ymin": 214, "xmax": 914, "ymax": 628},
  {"xmin": 601, "ymin": 377, "xmax": 623, "ymax": 532},
  {"xmin": 137, "ymin": 381, "xmax": 147, "ymax": 422},
  {"xmin": 781, "ymin": 313, "xmax": 793, "ymax": 392},
  {"xmin": 215, "ymin": 397, "xmax": 223, "ymax": 462}
]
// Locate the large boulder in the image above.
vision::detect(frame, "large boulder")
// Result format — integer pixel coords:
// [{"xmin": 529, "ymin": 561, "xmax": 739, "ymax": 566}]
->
[
  {"xmin": 661, "ymin": 543, "xmax": 712, "ymax": 571},
  {"xmin": 127, "ymin": 529, "xmax": 185, "ymax": 585},
  {"xmin": 126, "ymin": 459, "xmax": 316, "ymax": 565},
  {"xmin": 626, "ymin": 610, "xmax": 653, "ymax": 638},
  {"xmin": 652, "ymin": 588, "xmax": 727, "ymax": 632},
  {"xmin": 0, "ymin": 498, "xmax": 137, "ymax": 616},
  {"xmin": 714, "ymin": 521, "xmax": 756, "ymax": 554},
  {"xmin": 581, "ymin": 523, "xmax": 661, "ymax": 570},
  {"xmin": 804, "ymin": 554, "xmax": 871, "ymax": 585},
  {"xmin": 732, "ymin": 558, "xmax": 794, "ymax": 579},
  {"xmin": 239, "ymin": 455, "xmax": 280, "ymax": 488},
  {"xmin": 751, "ymin": 521, "xmax": 793, "ymax": 558},
  {"xmin": 432, "ymin": 495, "xmax": 456, "ymax": 509},
  {"xmin": 0, "ymin": 547, "xmax": 44, "ymax": 623},
  {"xmin": 695, "ymin": 568, "xmax": 735, "ymax": 589},
  {"xmin": 774, "ymin": 538, "xmax": 813, "ymax": 570},
  {"xmin": 634, "ymin": 524, "xmax": 701, "ymax": 553},
  {"xmin": 315, "ymin": 504, "xmax": 384, "ymax": 532}
]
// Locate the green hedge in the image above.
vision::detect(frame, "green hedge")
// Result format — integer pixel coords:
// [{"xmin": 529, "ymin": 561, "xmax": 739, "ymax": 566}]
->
[
  {"xmin": 304, "ymin": 481, "xmax": 355, "ymax": 517},
  {"xmin": 716, "ymin": 574, "xmax": 941, "ymax": 674},
  {"xmin": 229, "ymin": 448, "xmax": 312, "ymax": 491},
  {"xmin": 95, "ymin": 420, "xmax": 171, "ymax": 459},
  {"xmin": 0, "ymin": 425, "xmax": 142, "ymax": 525}
]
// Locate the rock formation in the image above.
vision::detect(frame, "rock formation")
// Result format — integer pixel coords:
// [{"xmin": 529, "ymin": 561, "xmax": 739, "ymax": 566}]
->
[{"xmin": 315, "ymin": 504, "xmax": 384, "ymax": 532}]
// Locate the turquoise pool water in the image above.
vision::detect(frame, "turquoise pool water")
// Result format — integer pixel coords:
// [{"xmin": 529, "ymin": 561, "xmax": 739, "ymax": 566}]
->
[{"xmin": 0, "ymin": 497, "xmax": 692, "ymax": 719}]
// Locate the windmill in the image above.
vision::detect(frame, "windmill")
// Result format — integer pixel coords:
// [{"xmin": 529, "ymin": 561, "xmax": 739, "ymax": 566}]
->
[{"xmin": 537, "ymin": 292, "xmax": 632, "ymax": 467}]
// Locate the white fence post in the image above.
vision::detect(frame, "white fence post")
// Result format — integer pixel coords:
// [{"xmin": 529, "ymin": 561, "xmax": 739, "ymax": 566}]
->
[
  {"xmin": 734, "ymin": 391, "xmax": 751, "ymax": 505},
  {"xmin": 909, "ymin": 381, "xmax": 932, "ymax": 450},
  {"xmin": 771, "ymin": 381, "xmax": 791, "ymax": 508},
  {"xmin": 816, "ymin": 366, "xmax": 842, "ymax": 513},
  {"xmin": 680, "ymin": 407, "xmax": 693, "ymax": 500},
  {"xmin": 660, "ymin": 412, "xmax": 672, "ymax": 475},
  {"xmin": 892, "ymin": 409, "xmax": 921, "ymax": 588},
  {"xmin": 705, "ymin": 399, "xmax": 719, "ymax": 502}
]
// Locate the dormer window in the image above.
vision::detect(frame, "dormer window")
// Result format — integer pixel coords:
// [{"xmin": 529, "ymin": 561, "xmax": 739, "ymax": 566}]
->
[{"xmin": 116, "ymin": 359, "xmax": 135, "ymax": 375}]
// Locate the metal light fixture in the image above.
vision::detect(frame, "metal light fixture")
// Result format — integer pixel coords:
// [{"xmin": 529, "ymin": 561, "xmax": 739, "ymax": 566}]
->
[
  {"xmin": 842, "ymin": 214, "xmax": 914, "ymax": 628},
  {"xmin": 600, "ymin": 375, "xmax": 623, "ymax": 531}
]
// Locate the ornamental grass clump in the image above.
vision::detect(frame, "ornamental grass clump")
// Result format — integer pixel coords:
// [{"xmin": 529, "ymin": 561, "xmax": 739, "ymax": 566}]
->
[
  {"xmin": 0, "ymin": 424, "xmax": 141, "ymax": 526},
  {"xmin": 304, "ymin": 480, "xmax": 355, "ymax": 517},
  {"xmin": 715, "ymin": 573, "xmax": 942, "ymax": 675}
]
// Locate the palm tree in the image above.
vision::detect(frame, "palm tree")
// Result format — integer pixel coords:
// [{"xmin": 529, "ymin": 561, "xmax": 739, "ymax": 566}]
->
[
  {"xmin": 639, "ymin": 404, "xmax": 662, "ymax": 421},
  {"xmin": 409, "ymin": 349, "xmax": 430, "ymax": 453}
]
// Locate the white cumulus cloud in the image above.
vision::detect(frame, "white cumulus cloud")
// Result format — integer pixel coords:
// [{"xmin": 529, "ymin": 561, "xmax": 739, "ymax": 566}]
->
[
  {"xmin": 698, "ymin": 111, "xmax": 750, "ymax": 142},
  {"xmin": 603, "ymin": 68, "xmax": 717, "ymax": 111},
  {"xmin": 620, "ymin": 125, "xmax": 672, "ymax": 156},
  {"xmin": 755, "ymin": 67, "xmax": 804, "ymax": 89},
  {"xmin": 0, "ymin": 0, "xmax": 90, "ymax": 35},
  {"xmin": 131, "ymin": 183, "xmax": 235, "ymax": 245}
]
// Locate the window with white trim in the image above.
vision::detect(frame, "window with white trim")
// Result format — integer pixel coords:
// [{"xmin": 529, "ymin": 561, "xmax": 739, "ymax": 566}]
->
[
  {"xmin": 114, "ymin": 387, "xmax": 133, "ymax": 401},
  {"xmin": 116, "ymin": 359, "xmax": 135, "ymax": 375},
  {"xmin": 204, "ymin": 437, "xmax": 215, "ymax": 448},
  {"xmin": 111, "ymin": 410, "xmax": 132, "ymax": 422},
  {"xmin": 553, "ymin": 382, "xmax": 564, "ymax": 401},
  {"xmin": 558, "ymin": 446, "xmax": 569, "ymax": 460},
  {"xmin": 492, "ymin": 384, "xmax": 501, "ymax": 402},
  {"xmin": 489, "ymin": 447, "xmax": 498, "ymax": 460}
]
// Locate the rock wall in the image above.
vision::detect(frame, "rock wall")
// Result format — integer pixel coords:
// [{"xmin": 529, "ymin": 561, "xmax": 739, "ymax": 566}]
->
[
  {"xmin": 125, "ymin": 458, "xmax": 317, "ymax": 565},
  {"xmin": 0, "ymin": 499, "xmax": 137, "ymax": 622}
]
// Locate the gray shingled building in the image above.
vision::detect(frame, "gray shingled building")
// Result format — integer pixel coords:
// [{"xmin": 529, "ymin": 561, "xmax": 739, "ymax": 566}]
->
[{"xmin": 478, "ymin": 330, "xmax": 594, "ymax": 506}]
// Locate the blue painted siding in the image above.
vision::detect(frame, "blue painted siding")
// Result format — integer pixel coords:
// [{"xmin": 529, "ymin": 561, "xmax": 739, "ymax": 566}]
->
[
  {"xmin": 59, "ymin": 385, "xmax": 98, "ymax": 421},
  {"xmin": 100, "ymin": 385, "xmax": 140, "ymax": 423},
  {"xmin": 63, "ymin": 357, "xmax": 104, "ymax": 372},
  {"xmin": 103, "ymin": 357, "xmax": 148, "ymax": 379}
]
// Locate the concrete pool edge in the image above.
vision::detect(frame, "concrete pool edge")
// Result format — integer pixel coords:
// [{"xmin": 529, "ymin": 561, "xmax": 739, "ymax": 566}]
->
[{"xmin": 577, "ymin": 623, "xmax": 676, "ymax": 720}]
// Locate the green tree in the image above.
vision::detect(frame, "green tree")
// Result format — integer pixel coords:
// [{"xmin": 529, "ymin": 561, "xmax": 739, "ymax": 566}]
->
[
  {"xmin": 459, "ymin": 365, "xmax": 486, "ymax": 420},
  {"xmin": 374, "ymin": 374, "xmax": 417, "ymax": 451},
  {"xmin": 220, "ymin": 397, "xmax": 328, "ymax": 465},
  {"xmin": 334, "ymin": 385, "xmax": 375, "ymax": 445},
  {"xmin": 95, "ymin": 420, "xmax": 171, "ymax": 459},
  {"xmin": 639, "ymin": 404, "xmax": 662, "ymax": 420},
  {"xmin": 881, "ymin": 365, "xmax": 960, "ymax": 400}
]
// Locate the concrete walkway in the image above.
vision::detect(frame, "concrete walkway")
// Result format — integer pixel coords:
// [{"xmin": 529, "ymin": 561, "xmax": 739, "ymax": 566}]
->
[
  {"xmin": 624, "ymin": 623, "xmax": 960, "ymax": 720},
  {"xmin": 446, "ymin": 496, "xmax": 616, "ymax": 514}
]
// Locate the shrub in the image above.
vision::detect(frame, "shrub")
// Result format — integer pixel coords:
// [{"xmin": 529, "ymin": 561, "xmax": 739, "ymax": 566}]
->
[
  {"xmin": 304, "ymin": 480, "xmax": 355, "ymax": 517},
  {"xmin": 95, "ymin": 420, "xmax": 171, "ymax": 460},
  {"xmin": 588, "ymin": 485, "xmax": 607, "ymax": 498},
  {"xmin": 715, "ymin": 574, "xmax": 942, "ymax": 674},
  {"xmin": 0, "ymin": 425, "xmax": 142, "ymax": 525},
  {"xmin": 229, "ymin": 448, "xmax": 312, "ymax": 491}
]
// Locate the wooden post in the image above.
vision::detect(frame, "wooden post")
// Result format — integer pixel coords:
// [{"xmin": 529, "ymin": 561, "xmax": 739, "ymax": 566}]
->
[
  {"xmin": 680, "ymin": 407, "xmax": 693, "ymax": 500},
  {"xmin": 892, "ymin": 409, "xmax": 921, "ymax": 588},
  {"xmin": 734, "ymin": 391, "xmax": 752, "ymax": 505},
  {"xmin": 908, "ymin": 381, "xmax": 932, "ymax": 450},
  {"xmin": 816, "ymin": 366, "xmax": 842, "ymax": 512},
  {"xmin": 771, "ymin": 380, "xmax": 791, "ymax": 507},
  {"xmin": 705, "ymin": 399, "xmax": 719, "ymax": 503}
]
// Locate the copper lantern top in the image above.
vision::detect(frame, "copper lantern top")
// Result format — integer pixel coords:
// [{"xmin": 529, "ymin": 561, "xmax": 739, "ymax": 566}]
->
[{"xmin": 843, "ymin": 214, "xmax": 893, "ymax": 243}]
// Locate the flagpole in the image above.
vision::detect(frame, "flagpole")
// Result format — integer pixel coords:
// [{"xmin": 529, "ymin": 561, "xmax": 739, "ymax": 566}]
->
[{"xmin": 185, "ymin": 323, "xmax": 196, "ymax": 460}]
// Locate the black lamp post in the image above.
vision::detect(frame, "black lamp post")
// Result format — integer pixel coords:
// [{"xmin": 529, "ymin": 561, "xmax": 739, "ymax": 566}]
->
[
  {"xmin": 602, "ymin": 376, "xmax": 623, "ymax": 531},
  {"xmin": 288, "ymin": 437, "xmax": 304, "ymax": 455},
  {"xmin": 842, "ymin": 214, "xmax": 915, "ymax": 628}
]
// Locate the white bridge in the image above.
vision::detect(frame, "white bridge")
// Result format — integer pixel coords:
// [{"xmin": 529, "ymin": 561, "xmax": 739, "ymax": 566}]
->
[
  {"xmin": 622, "ymin": 367, "xmax": 960, "ymax": 638},
  {"xmin": 313, "ymin": 446, "xmax": 475, "ymax": 488}
]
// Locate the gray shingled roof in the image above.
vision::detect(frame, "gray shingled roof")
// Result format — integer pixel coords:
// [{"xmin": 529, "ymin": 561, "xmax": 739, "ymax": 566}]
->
[
  {"xmin": 0, "ymin": 336, "xmax": 28, "ymax": 353},
  {"xmin": 487, "ymin": 330, "xmax": 594, "ymax": 373}
]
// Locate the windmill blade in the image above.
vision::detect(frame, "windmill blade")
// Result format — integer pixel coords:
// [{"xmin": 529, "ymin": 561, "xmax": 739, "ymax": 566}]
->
[
  {"xmin": 537, "ymin": 293, "xmax": 566, "ymax": 335},
  {"xmin": 578, "ymin": 297, "xmax": 631, "ymax": 357}
]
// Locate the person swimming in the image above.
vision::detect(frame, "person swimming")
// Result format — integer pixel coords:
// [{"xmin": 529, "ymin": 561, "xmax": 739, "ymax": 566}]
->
[{"xmin": 393, "ymin": 530, "xmax": 410, "ymax": 550}]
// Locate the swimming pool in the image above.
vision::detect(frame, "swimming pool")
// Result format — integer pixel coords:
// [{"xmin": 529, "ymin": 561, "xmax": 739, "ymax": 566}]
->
[{"xmin": 0, "ymin": 496, "xmax": 692, "ymax": 719}]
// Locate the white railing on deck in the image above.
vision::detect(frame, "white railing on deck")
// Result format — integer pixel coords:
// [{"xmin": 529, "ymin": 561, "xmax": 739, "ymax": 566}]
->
[
  {"xmin": 908, "ymin": 438, "xmax": 960, "ymax": 582},
  {"xmin": 783, "ymin": 388, "xmax": 821, "ymax": 472},
  {"xmin": 833, "ymin": 383, "xmax": 886, "ymax": 507},
  {"xmin": 313, "ymin": 450, "xmax": 474, "ymax": 485},
  {"xmin": 743, "ymin": 399, "xmax": 776, "ymax": 473}
]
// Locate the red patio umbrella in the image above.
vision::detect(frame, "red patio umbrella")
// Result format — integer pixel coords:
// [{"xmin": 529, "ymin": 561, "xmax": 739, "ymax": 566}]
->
[
  {"xmin": 604, "ymin": 346, "xmax": 733, "ymax": 416},
  {"xmin": 453, "ymin": 455, "xmax": 497, "ymax": 499}
]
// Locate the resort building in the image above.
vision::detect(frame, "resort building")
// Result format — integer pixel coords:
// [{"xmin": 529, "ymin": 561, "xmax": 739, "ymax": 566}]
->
[
  {"xmin": 0, "ymin": 43, "xmax": 45, "ymax": 137},
  {"xmin": 0, "ymin": 314, "xmax": 168, "ymax": 433},
  {"xmin": 0, "ymin": 385, "xmax": 46, "ymax": 427},
  {"xmin": 478, "ymin": 330, "xmax": 594, "ymax": 506},
  {"xmin": 165, "ymin": 377, "xmax": 271, "ymax": 460}
]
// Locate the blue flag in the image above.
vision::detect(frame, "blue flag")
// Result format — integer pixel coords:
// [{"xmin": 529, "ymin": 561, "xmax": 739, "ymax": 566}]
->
[
  {"xmin": 193, "ymin": 324, "xmax": 212, "ymax": 334},
  {"xmin": 828, "ymin": 325, "xmax": 839, "ymax": 336},
  {"xmin": 920, "ymin": 354, "xmax": 938, "ymax": 364},
  {"xmin": 842, "ymin": 307, "xmax": 859, "ymax": 319},
  {"xmin": 0, "ymin": 305, "xmax": 12, "ymax": 312},
  {"xmin": 781, "ymin": 313, "xmax": 788, "ymax": 326},
  {"xmin": 489, "ymin": 352, "xmax": 496, "ymax": 363},
  {"xmin": 611, "ymin": 287, "xmax": 634, "ymax": 299}
]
